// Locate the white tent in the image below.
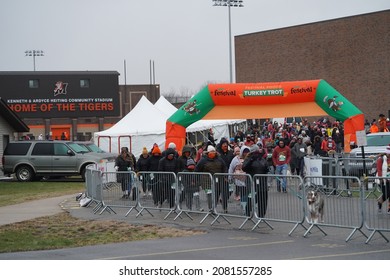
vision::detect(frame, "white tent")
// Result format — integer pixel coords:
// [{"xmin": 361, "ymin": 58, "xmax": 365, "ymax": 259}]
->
[
  {"xmin": 154, "ymin": 96, "xmax": 246, "ymax": 146},
  {"xmin": 94, "ymin": 95, "xmax": 247, "ymax": 158},
  {"xmin": 94, "ymin": 96, "xmax": 167, "ymax": 157}
]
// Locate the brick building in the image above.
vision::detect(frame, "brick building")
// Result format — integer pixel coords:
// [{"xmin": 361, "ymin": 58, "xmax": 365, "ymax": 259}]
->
[{"xmin": 235, "ymin": 10, "xmax": 389, "ymax": 123}]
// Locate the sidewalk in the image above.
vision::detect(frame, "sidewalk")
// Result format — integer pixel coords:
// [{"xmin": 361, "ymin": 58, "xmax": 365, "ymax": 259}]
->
[{"xmin": 0, "ymin": 194, "xmax": 75, "ymax": 226}]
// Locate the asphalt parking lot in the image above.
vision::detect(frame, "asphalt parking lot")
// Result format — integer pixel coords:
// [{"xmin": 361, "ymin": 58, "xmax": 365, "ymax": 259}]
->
[{"xmin": 0, "ymin": 195, "xmax": 389, "ymax": 260}]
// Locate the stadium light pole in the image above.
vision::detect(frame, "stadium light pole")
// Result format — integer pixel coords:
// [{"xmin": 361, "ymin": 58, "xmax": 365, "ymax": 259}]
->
[
  {"xmin": 25, "ymin": 50, "xmax": 44, "ymax": 71},
  {"xmin": 212, "ymin": 0, "xmax": 244, "ymax": 83}
]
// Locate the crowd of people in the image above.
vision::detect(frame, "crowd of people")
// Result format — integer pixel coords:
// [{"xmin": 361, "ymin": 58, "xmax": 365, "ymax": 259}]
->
[
  {"xmin": 112, "ymin": 117, "xmax": 346, "ymax": 216},
  {"xmin": 113, "ymin": 115, "xmax": 390, "ymax": 216},
  {"xmin": 367, "ymin": 113, "xmax": 390, "ymax": 134}
]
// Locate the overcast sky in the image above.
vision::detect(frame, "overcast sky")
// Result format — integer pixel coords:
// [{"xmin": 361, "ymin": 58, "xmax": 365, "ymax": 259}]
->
[{"xmin": 0, "ymin": 0, "xmax": 388, "ymax": 95}]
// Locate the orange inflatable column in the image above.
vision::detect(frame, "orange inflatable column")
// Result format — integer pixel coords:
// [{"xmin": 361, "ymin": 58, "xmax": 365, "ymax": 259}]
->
[
  {"xmin": 343, "ymin": 114, "xmax": 365, "ymax": 153},
  {"xmin": 165, "ymin": 120, "xmax": 186, "ymax": 152}
]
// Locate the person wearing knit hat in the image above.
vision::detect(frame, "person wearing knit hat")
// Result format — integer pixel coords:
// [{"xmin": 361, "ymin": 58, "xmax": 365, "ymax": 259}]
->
[
  {"xmin": 158, "ymin": 147, "xmax": 180, "ymax": 209},
  {"xmin": 195, "ymin": 144, "xmax": 228, "ymax": 213},
  {"xmin": 147, "ymin": 145, "xmax": 162, "ymax": 207},
  {"xmin": 242, "ymin": 139, "xmax": 270, "ymax": 218},
  {"xmin": 162, "ymin": 142, "xmax": 179, "ymax": 158},
  {"xmin": 206, "ymin": 145, "xmax": 216, "ymax": 153},
  {"xmin": 178, "ymin": 149, "xmax": 202, "ymax": 211},
  {"xmin": 179, "ymin": 157, "xmax": 204, "ymax": 212},
  {"xmin": 151, "ymin": 146, "xmax": 162, "ymax": 155},
  {"xmin": 168, "ymin": 142, "xmax": 176, "ymax": 149},
  {"xmin": 228, "ymin": 145, "xmax": 248, "ymax": 207},
  {"xmin": 376, "ymin": 144, "xmax": 390, "ymax": 213},
  {"xmin": 137, "ymin": 147, "xmax": 151, "ymax": 196}
]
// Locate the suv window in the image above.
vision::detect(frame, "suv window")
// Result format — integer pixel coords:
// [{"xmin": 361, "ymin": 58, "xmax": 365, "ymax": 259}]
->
[
  {"xmin": 4, "ymin": 143, "xmax": 31, "ymax": 155},
  {"xmin": 367, "ymin": 134, "xmax": 390, "ymax": 146},
  {"xmin": 67, "ymin": 142, "xmax": 89, "ymax": 153},
  {"xmin": 31, "ymin": 143, "xmax": 53, "ymax": 156},
  {"xmin": 54, "ymin": 143, "xmax": 70, "ymax": 156}
]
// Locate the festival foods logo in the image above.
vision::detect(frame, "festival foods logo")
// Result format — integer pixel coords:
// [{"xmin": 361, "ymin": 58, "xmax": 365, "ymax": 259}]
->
[
  {"xmin": 213, "ymin": 89, "xmax": 236, "ymax": 96},
  {"xmin": 290, "ymin": 86, "xmax": 314, "ymax": 94}
]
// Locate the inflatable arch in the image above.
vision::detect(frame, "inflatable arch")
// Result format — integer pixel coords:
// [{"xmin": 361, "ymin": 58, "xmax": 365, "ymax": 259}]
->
[{"xmin": 166, "ymin": 79, "xmax": 364, "ymax": 153}]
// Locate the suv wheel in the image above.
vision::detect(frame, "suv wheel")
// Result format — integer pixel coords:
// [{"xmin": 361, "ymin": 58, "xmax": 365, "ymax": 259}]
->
[
  {"xmin": 15, "ymin": 165, "xmax": 34, "ymax": 182},
  {"xmin": 80, "ymin": 167, "xmax": 86, "ymax": 181}
]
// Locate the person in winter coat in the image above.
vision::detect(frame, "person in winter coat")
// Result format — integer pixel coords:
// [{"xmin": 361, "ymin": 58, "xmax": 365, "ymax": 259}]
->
[
  {"xmin": 272, "ymin": 139, "xmax": 291, "ymax": 193},
  {"xmin": 265, "ymin": 142, "xmax": 275, "ymax": 189},
  {"xmin": 162, "ymin": 142, "xmax": 180, "ymax": 158},
  {"xmin": 158, "ymin": 148, "xmax": 180, "ymax": 208},
  {"xmin": 229, "ymin": 145, "xmax": 251, "ymax": 215},
  {"xmin": 195, "ymin": 145, "xmax": 227, "ymax": 212},
  {"xmin": 378, "ymin": 114, "xmax": 389, "ymax": 132},
  {"xmin": 136, "ymin": 147, "xmax": 150, "ymax": 196},
  {"xmin": 289, "ymin": 137, "xmax": 298, "ymax": 175},
  {"xmin": 146, "ymin": 146, "xmax": 163, "ymax": 206},
  {"xmin": 331, "ymin": 128, "xmax": 343, "ymax": 153},
  {"xmin": 321, "ymin": 135, "xmax": 336, "ymax": 156},
  {"xmin": 217, "ymin": 138, "xmax": 235, "ymax": 166},
  {"xmin": 377, "ymin": 145, "xmax": 390, "ymax": 213},
  {"xmin": 242, "ymin": 145, "xmax": 269, "ymax": 218},
  {"xmin": 179, "ymin": 157, "xmax": 201, "ymax": 211},
  {"xmin": 312, "ymin": 135, "xmax": 323, "ymax": 156},
  {"xmin": 228, "ymin": 146, "xmax": 243, "ymax": 201},
  {"xmin": 291, "ymin": 136, "xmax": 307, "ymax": 178},
  {"xmin": 115, "ymin": 147, "xmax": 135, "ymax": 199},
  {"xmin": 177, "ymin": 145, "xmax": 195, "ymax": 209}
]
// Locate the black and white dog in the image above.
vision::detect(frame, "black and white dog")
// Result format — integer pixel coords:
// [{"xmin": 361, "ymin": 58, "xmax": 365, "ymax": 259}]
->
[{"xmin": 306, "ymin": 190, "xmax": 324, "ymax": 223}]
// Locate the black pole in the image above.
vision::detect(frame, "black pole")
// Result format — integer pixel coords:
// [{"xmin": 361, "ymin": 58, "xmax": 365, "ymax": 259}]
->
[{"xmin": 361, "ymin": 145, "xmax": 368, "ymax": 190}]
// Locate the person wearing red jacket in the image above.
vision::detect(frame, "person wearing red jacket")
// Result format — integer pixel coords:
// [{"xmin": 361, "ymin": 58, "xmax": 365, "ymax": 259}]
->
[
  {"xmin": 320, "ymin": 135, "xmax": 336, "ymax": 156},
  {"xmin": 377, "ymin": 145, "xmax": 390, "ymax": 213},
  {"xmin": 272, "ymin": 140, "xmax": 291, "ymax": 193}
]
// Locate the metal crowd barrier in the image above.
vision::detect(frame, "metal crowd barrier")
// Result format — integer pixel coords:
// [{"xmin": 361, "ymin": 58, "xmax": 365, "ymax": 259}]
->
[
  {"xmin": 84, "ymin": 164, "xmax": 103, "ymax": 210},
  {"xmin": 92, "ymin": 171, "xmax": 138, "ymax": 216},
  {"xmin": 136, "ymin": 171, "xmax": 178, "ymax": 220},
  {"xmin": 174, "ymin": 172, "xmax": 217, "ymax": 224},
  {"xmin": 208, "ymin": 173, "xmax": 254, "ymax": 228},
  {"xmin": 302, "ymin": 175, "xmax": 366, "ymax": 242},
  {"xmin": 251, "ymin": 174, "xmax": 305, "ymax": 235},
  {"xmin": 364, "ymin": 176, "xmax": 390, "ymax": 244},
  {"xmin": 83, "ymin": 167, "xmax": 390, "ymax": 243}
]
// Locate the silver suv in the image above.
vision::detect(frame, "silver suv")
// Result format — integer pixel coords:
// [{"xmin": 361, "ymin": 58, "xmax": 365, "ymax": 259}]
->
[
  {"xmin": 345, "ymin": 132, "xmax": 390, "ymax": 177},
  {"xmin": 350, "ymin": 132, "xmax": 390, "ymax": 157},
  {"xmin": 2, "ymin": 140, "xmax": 115, "ymax": 182}
]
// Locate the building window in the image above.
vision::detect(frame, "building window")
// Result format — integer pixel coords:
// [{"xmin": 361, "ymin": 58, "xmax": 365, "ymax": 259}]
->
[
  {"xmin": 80, "ymin": 79, "xmax": 90, "ymax": 88},
  {"xmin": 29, "ymin": 79, "xmax": 39, "ymax": 88}
]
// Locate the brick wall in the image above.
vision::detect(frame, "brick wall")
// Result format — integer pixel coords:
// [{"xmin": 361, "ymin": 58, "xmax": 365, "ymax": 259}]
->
[{"xmin": 235, "ymin": 10, "xmax": 389, "ymax": 122}]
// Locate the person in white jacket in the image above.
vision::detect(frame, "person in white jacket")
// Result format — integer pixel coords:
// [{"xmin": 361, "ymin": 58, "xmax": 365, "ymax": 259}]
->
[
  {"xmin": 228, "ymin": 145, "xmax": 250, "ymax": 215},
  {"xmin": 377, "ymin": 144, "xmax": 390, "ymax": 213}
]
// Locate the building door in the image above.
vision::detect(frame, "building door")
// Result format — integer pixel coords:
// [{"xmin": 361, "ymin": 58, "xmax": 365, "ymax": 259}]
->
[{"xmin": 51, "ymin": 126, "xmax": 71, "ymax": 140}]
